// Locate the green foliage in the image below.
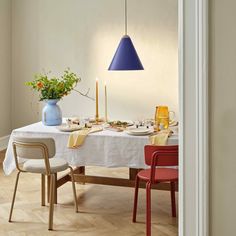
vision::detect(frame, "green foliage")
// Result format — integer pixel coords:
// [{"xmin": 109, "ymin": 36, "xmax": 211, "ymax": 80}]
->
[{"xmin": 26, "ymin": 68, "xmax": 81, "ymax": 101}]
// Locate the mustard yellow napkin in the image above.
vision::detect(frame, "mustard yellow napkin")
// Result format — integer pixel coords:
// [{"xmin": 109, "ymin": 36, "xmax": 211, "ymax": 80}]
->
[
  {"xmin": 149, "ymin": 129, "xmax": 172, "ymax": 145},
  {"xmin": 67, "ymin": 126, "xmax": 103, "ymax": 148}
]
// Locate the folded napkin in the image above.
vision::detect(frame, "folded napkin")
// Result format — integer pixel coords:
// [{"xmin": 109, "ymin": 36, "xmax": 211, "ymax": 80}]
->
[
  {"xmin": 149, "ymin": 129, "xmax": 172, "ymax": 145},
  {"xmin": 67, "ymin": 126, "xmax": 103, "ymax": 148}
]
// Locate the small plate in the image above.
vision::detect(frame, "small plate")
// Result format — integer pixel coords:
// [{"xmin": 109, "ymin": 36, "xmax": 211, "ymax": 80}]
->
[
  {"xmin": 169, "ymin": 120, "xmax": 178, "ymax": 127},
  {"xmin": 57, "ymin": 124, "xmax": 82, "ymax": 132}
]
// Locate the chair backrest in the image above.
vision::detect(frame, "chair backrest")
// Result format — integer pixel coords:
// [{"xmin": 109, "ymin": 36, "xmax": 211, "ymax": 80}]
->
[
  {"xmin": 12, "ymin": 137, "xmax": 56, "ymax": 160},
  {"xmin": 144, "ymin": 145, "xmax": 178, "ymax": 166}
]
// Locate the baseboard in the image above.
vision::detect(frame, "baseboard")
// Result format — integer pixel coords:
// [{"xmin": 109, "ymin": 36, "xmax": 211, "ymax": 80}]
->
[{"xmin": 0, "ymin": 135, "xmax": 10, "ymax": 151}]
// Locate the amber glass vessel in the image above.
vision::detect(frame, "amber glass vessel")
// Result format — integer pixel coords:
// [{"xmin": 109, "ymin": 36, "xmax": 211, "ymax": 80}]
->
[{"xmin": 155, "ymin": 106, "xmax": 169, "ymax": 130}]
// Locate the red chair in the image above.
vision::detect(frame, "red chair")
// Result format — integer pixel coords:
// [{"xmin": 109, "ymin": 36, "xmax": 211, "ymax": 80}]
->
[{"xmin": 132, "ymin": 145, "xmax": 178, "ymax": 236}]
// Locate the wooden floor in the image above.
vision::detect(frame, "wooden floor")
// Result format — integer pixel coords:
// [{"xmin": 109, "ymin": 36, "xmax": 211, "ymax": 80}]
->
[{"xmin": 0, "ymin": 151, "xmax": 178, "ymax": 236}]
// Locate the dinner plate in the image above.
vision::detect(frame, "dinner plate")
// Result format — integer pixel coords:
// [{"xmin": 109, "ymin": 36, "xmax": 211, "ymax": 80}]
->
[
  {"xmin": 126, "ymin": 127, "xmax": 153, "ymax": 136},
  {"xmin": 57, "ymin": 124, "xmax": 82, "ymax": 132},
  {"xmin": 127, "ymin": 127, "xmax": 151, "ymax": 133},
  {"xmin": 126, "ymin": 129, "xmax": 153, "ymax": 136}
]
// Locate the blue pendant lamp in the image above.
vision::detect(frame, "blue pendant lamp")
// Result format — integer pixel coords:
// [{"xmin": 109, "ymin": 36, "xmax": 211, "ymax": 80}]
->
[{"xmin": 108, "ymin": 0, "xmax": 144, "ymax": 71}]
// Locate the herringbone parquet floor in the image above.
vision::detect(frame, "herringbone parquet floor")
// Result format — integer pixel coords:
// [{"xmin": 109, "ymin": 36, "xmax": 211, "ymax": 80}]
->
[{"xmin": 0, "ymin": 151, "xmax": 178, "ymax": 236}]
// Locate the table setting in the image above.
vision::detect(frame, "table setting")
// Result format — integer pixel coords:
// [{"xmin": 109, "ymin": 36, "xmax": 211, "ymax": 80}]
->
[
  {"xmin": 55, "ymin": 114, "xmax": 178, "ymax": 148},
  {"xmin": 3, "ymin": 68, "xmax": 178, "ymax": 198}
]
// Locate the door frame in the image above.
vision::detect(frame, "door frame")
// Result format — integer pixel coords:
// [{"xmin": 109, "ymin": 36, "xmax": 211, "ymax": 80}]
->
[{"xmin": 179, "ymin": 0, "xmax": 208, "ymax": 235}]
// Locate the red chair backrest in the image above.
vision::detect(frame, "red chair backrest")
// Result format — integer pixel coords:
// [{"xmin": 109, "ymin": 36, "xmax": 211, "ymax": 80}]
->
[{"xmin": 144, "ymin": 145, "xmax": 178, "ymax": 166}]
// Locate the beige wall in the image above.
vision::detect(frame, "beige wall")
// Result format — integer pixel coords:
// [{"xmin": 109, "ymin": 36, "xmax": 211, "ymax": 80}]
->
[
  {"xmin": 0, "ymin": 0, "xmax": 11, "ymax": 137},
  {"xmin": 11, "ymin": 0, "xmax": 178, "ymax": 129},
  {"xmin": 11, "ymin": 0, "xmax": 41, "ymax": 128},
  {"xmin": 209, "ymin": 0, "xmax": 236, "ymax": 235}
]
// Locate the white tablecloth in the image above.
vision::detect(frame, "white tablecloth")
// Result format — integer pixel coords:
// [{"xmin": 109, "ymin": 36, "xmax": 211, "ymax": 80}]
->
[{"xmin": 3, "ymin": 122, "xmax": 178, "ymax": 175}]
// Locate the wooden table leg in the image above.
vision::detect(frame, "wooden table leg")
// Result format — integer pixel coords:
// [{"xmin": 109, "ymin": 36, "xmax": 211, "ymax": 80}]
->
[
  {"xmin": 129, "ymin": 168, "xmax": 142, "ymax": 180},
  {"xmin": 74, "ymin": 166, "xmax": 85, "ymax": 175},
  {"xmin": 74, "ymin": 166, "xmax": 85, "ymax": 184}
]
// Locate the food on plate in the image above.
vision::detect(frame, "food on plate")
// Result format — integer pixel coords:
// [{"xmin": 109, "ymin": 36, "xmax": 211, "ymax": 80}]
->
[
  {"xmin": 108, "ymin": 120, "xmax": 129, "ymax": 127},
  {"xmin": 66, "ymin": 117, "xmax": 80, "ymax": 126},
  {"xmin": 89, "ymin": 118, "xmax": 104, "ymax": 124}
]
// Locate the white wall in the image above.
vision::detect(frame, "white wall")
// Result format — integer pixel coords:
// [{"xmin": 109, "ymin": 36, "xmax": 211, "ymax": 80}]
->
[
  {"xmin": 11, "ymin": 0, "xmax": 178, "ymax": 128},
  {"xmin": 0, "ymin": 0, "xmax": 11, "ymax": 137}
]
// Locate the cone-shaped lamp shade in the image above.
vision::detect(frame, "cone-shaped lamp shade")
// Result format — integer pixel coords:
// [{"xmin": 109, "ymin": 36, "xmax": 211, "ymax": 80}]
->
[{"xmin": 108, "ymin": 35, "xmax": 144, "ymax": 70}]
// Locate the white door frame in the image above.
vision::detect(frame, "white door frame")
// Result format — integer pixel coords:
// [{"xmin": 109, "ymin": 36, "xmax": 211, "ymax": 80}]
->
[{"xmin": 179, "ymin": 0, "xmax": 208, "ymax": 235}]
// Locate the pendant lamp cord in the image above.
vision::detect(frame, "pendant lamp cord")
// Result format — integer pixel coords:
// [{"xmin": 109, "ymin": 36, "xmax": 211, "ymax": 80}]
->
[{"xmin": 125, "ymin": 0, "xmax": 127, "ymax": 35}]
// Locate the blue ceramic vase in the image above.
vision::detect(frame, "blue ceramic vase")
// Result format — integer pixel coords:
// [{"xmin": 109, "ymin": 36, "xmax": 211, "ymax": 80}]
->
[{"xmin": 42, "ymin": 99, "xmax": 62, "ymax": 126}]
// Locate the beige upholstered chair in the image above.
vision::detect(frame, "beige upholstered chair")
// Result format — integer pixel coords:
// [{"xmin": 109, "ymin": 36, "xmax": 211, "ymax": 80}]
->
[{"xmin": 8, "ymin": 137, "xmax": 78, "ymax": 230}]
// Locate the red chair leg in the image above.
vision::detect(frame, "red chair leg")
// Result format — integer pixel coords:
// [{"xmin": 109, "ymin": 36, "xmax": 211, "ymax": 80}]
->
[
  {"xmin": 146, "ymin": 182, "xmax": 151, "ymax": 236},
  {"xmin": 132, "ymin": 175, "xmax": 140, "ymax": 222},
  {"xmin": 170, "ymin": 182, "xmax": 176, "ymax": 217}
]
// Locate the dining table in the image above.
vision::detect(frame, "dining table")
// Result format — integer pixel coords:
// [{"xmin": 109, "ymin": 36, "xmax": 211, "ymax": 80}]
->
[{"xmin": 3, "ymin": 120, "xmax": 178, "ymax": 202}]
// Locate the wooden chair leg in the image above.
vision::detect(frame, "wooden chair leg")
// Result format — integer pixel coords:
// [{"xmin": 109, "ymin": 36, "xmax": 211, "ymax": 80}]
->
[
  {"xmin": 146, "ymin": 182, "xmax": 152, "ymax": 236},
  {"xmin": 9, "ymin": 171, "xmax": 21, "ymax": 222},
  {"xmin": 47, "ymin": 175, "xmax": 51, "ymax": 203},
  {"xmin": 41, "ymin": 174, "xmax": 45, "ymax": 206},
  {"xmin": 47, "ymin": 174, "xmax": 57, "ymax": 204},
  {"xmin": 48, "ymin": 174, "xmax": 55, "ymax": 230},
  {"xmin": 54, "ymin": 173, "xmax": 57, "ymax": 204},
  {"xmin": 132, "ymin": 175, "xmax": 140, "ymax": 222},
  {"xmin": 170, "ymin": 182, "xmax": 176, "ymax": 217},
  {"xmin": 69, "ymin": 166, "xmax": 78, "ymax": 212}
]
